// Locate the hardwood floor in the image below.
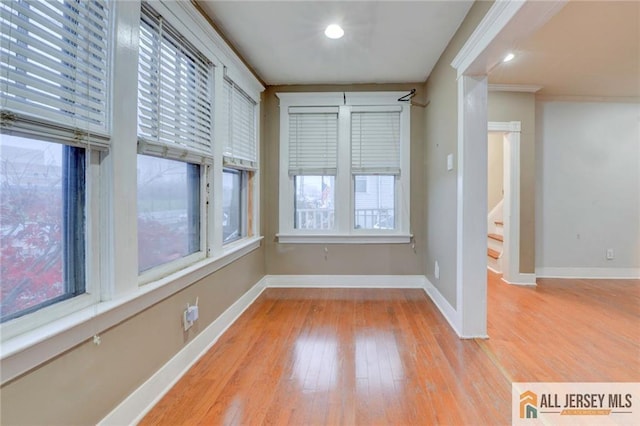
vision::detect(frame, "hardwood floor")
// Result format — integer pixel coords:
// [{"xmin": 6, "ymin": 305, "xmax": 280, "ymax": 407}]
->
[{"xmin": 141, "ymin": 273, "xmax": 640, "ymax": 425}]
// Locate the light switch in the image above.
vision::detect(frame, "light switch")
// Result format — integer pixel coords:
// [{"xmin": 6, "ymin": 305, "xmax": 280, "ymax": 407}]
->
[{"xmin": 447, "ymin": 154, "xmax": 454, "ymax": 171}]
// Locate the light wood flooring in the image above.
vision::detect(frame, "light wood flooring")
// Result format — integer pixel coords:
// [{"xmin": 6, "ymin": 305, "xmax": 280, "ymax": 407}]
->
[{"xmin": 141, "ymin": 272, "xmax": 640, "ymax": 425}]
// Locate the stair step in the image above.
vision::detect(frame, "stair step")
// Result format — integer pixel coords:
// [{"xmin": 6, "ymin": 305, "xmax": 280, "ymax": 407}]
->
[
  {"xmin": 494, "ymin": 220, "xmax": 503, "ymax": 226},
  {"xmin": 488, "ymin": 233, "xmax": 503, "ymax": 242},
  {"xmin": 488, "ymin": 248, "xmax": 500, "ymax": 259}
]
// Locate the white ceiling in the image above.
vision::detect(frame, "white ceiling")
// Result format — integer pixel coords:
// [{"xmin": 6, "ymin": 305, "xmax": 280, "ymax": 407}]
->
[
  {"xmin": 198, "ymin": 1, "xmax": 639, "ymax": 97},
  {"xmin": 489, "ymin": 0, "xmax": 640, "ymax": 97},
  {"xmin": 197, "ymin": 0, "xmax": 473, "ymax": 85}
]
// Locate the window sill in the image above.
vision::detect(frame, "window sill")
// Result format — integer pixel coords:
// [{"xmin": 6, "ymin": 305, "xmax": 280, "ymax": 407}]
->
[
  {"xmin": 276, "ymin": 234, "xmax": 412, "ymax": 244},
  {"xmin": 0, "ymin": 236, "xmax": 263, "ymax": 385}
]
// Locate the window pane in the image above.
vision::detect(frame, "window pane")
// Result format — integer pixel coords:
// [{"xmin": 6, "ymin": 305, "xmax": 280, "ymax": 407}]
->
[
  {"xmin": 1, "ymin": 136, "xmax": 85, "ymax": 322},
  {"xmin": 137, "ymin": 155, "xmax": 200, "ymax": 273},
  {"xmin": 354, "ymin": 175, "xmax": 395, "ymax": 229},
  {"xmin": 294, "ymin": 176, "xmax": 334, "ymax": 230},
  {"xmin": 223, "ymin": 169, "xmax": 243, "ymax": 243},
  {"xmin": 355, "ymin": 176, "xmax": 367, "ymax": 193}
]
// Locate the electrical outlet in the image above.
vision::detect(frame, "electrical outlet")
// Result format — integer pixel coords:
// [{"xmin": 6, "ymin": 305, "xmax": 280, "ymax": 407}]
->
[
  {"xmin": 183, "ymin": 298, "xmax": 200, "ymax": 331},
  {"xmin": 187, "ymin": 305, "xmax": 199, "ymax": 322},
  {"xmin": 435, "ymin": 260, "xmax": 440, "ymax": 279},
  {"xmin": 606, "ymin": 248, "xmax": 614, "ymax": 260}
]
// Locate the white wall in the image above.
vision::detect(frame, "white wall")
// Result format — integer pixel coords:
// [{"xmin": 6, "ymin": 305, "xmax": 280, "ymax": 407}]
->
[
  {"xmin": 487, "ymin": 132, "xmax": 504, "ymax": 213},
  {"xmin": 535, "ymin": 101, "xmax": 640, "ymax": 278}
]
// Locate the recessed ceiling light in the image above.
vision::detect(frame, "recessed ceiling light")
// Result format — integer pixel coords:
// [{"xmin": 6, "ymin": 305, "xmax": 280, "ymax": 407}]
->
[
  {"xmin": 324, "ymin": 24, "xmax": 344, "ymax": 39},
  {"xmin": 503, "ymin": 53, "xmax": 515, "ymax": 62}
]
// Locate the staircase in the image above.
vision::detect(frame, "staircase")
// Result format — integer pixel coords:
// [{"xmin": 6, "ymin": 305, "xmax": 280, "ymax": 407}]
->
[{"xmin": 487, "ymin": 220, "xmax": 504, "ymax": 273}]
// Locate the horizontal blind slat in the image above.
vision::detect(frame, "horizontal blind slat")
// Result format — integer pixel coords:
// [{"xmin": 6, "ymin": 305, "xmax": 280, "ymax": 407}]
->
[
  {"xmin": 0, "ymin": 0, "xmax": 110, "ymax": 133},
  {"xmin": 351, "ymin": 111, "xmax": 400, "ymax": 174},
  {"xmin": 289, "ymin": 112, "xmax": 338, "ymax": 175},
  {"xmin": 137, "ymin": 4, "xmax": 213, "ymax": 162},
  {"xmin": 223, "ymin": 78, "xmax": 256, "ymax": 165}
]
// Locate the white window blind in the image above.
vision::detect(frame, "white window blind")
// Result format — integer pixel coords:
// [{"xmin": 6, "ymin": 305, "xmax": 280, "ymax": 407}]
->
[
  {"xmin": 351, "ymin": 108, "xmax": 401, "ymax": 175},
  {"xmin": 222, "ymin": 77, "xmax": 257, "ymax": 170},
  {"xmin": 288, "ymin": 107, "xmax": 338, "ymax": 176},
  {"xmin": 0, "ymin": 0, "xmax": 111, "ymax": 147},
  {"xmin": 138, "ymin": 4, "xmax": 213, "ymax": 164}
]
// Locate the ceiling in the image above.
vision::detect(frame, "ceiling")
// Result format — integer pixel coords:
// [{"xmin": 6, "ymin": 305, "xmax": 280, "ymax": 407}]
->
[
  {"xmin": 488, "ymin": 0, "xmax": 640, "ymax": 97},
  {"xmin": 197, "ymin": 1, "xmax": 473, "ymax": 85},
  {"xmin": 198, "ymin": 1, "xmax": 639, "ymax": 97}
]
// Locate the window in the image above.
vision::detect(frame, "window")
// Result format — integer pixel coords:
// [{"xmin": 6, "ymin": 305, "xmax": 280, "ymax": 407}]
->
[
  {"xmin": 277, "ymin": 92, "xmax": 410, "ymax": 242},
  {"xmin": 295, "ymin": 176, "xmax": 335, "ymax": 230},
  {"xmin": 354, "ymin": 175, "xmax": 395, "ymax": 229},
  {"xmin": 137, "ymin": 156, "xmax": 200, "ymax": 272},
  {"xmin": 351, "ymin": 109, "xmax": 400, "ymax": 230},
  {"xmin": 0, "ymin": 0, "xmax": 110, "ymax": 321},
  {"xmin": 222, "ymin": 169, "xmax": 244, "ymax": 243},
  {"xmin": 288, "ymin": 108, "xmax": 338, "ymax": 231},
  {"xmin": 221, "ymin": 76, "xmax": 257, "ymax": 243},
  {"xmin": 136, "ymin": 3, "xmax": 212, "ymax": 274},
  {"xmin": 0, "ymin": 136, "xmax": 85, "ymax": 322}
]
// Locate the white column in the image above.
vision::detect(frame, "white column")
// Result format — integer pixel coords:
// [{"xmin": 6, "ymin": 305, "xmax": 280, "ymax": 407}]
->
[{"xmin": 456, "ymin": 75, "xmax": 488, "ymax": 338}]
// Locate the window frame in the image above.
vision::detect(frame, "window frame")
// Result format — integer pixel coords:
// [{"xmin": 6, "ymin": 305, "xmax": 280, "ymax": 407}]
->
[
  {"xmin": 0, "ymin": 146, "xmax": 102, "ymax": 340},
  {"xmin": 136, "ymin": 155, "xmax": 209, "ymax": 285},
  {"xmin": 135, "ymin": 1, "xmax": 214, "ymax": 282},
  {"xmin": 0, "ymin": 0, "xmax": 110, "ymax": 336},
  {"xmin": 276, "ymin": 92, "xmax": 411, "ymax": 244}
]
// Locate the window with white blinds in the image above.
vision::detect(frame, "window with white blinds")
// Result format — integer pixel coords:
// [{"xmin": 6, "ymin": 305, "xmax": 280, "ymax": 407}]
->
[
  {"xmin": 351, "ymin": 108, "xmax": 401, "ymax": 175},
  {"xmin": 288, "ymin": 107, "xmax": 339, "ymax": 176},
  {"xmin": 0, "ymin": 0, "xmax": 111, "ymax": 146},
  {"xmin": 278, "ymin": 92, "xmax": 410, "ymax": 239},
  {"xmin": 138, "ymin": 3, "xmax": 213, "ymax": 164},
  {"xmin": 222, "ymin": 78, "xmax": 257, "ymax": 170}
]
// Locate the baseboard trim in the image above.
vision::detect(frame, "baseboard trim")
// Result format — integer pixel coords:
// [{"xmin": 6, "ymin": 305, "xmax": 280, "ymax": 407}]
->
[
  {"xmin": 535, "ymin": 267, "xmax": 640, "ymax": 279},
  {"xmin": 421, "ymin": 278, "xmax": 463, "ymax": 338},
  {"xmin": 503, "ymin": 272, "xmax": 537, "ymax": 286},
  {"xmin": 98, "ymin": 277, "xmax": 267, "ymax": 426},
  {"xmin": 487, "ymin": 265, "xmax": 502, "ymax": 275},
  {"xmin": 265, "ymin": 274, "xmax": 426, "ymax": 288}
]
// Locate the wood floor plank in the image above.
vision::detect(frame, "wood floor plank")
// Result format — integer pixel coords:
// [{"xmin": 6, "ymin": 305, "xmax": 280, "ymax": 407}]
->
[{"xmin": 141, "ymin": 274, "xmax": 640, "ymax": 425}]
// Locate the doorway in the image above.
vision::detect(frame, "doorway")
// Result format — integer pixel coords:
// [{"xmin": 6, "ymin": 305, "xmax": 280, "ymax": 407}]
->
[{"xmin": 488, "ymin": 121, "xmax": 524, "ymax": 285}]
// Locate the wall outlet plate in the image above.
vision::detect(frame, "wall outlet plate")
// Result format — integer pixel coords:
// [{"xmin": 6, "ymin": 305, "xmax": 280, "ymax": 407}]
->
[{"xmin": 186, "ymin": 305, "xmax": 199, "ymax": 322}]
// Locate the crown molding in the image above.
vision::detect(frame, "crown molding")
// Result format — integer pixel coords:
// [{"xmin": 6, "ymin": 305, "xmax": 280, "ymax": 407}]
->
[{"xmin": 489, "ymin": 84, "xmax": 542, "ymax": 93}]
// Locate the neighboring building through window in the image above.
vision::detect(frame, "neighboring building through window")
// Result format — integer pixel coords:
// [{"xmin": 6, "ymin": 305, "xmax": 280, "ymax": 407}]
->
[{"xmin": 354, "ymin": 175, "xmax": 395, "ymax": 229}]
